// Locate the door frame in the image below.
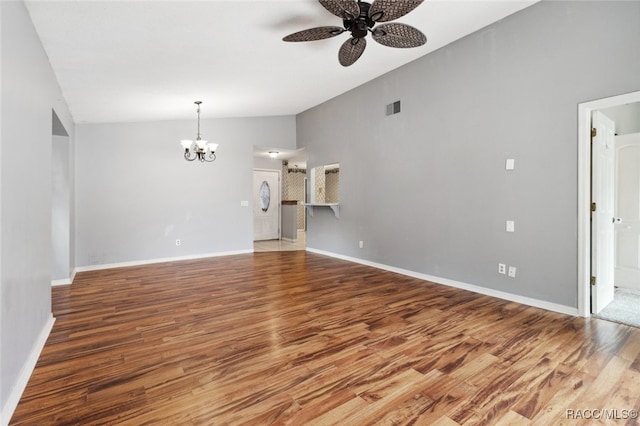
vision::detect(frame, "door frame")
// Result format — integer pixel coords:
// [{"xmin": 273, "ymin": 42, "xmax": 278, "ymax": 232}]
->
[{"xmin": 578, "ymin": 90, "xmax": 640, "ymax": 317}]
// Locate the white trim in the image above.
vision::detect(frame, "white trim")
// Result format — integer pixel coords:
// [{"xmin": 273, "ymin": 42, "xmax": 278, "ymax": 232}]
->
[
  {"xmin": 51, "ymin": 269, "xmax": 77, "ymax": 286},
  {"xmin": 74, "ymin": 249, "xmax": 254, "ymax": 273},
  {"xmin": 307, "ymin": 248, "xmax": 578, "ymax": 317},
  {"xmin": 577, "ymin": 91, "xmax": 640, "ymax": 317},
  {"xmin": 51, "ymin": 278, "xmax": 72, "ymax": 286},
  {"xmin": 1, "ymin": 315, "xmax": 55, "ymax": 426}
]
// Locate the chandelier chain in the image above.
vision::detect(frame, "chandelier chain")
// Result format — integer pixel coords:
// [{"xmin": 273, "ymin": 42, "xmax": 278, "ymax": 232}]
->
[{"xmin": 195, "ymin": 101, "xmax": 202, "ymax": 140}]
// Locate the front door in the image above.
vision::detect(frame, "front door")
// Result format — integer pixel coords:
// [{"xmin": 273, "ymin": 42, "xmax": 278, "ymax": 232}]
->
[
  {"xmin": 253, "ymin": 169, "xmax": 280, "ymax": 241},
  {"xmin": 591, "ymin": 110, "xmax": 616, "ymax": 313}
]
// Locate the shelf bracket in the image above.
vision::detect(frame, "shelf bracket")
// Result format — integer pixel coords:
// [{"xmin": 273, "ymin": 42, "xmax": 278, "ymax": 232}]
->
[{"xmin": 305, "ymin": 204, "xmax": 340, "ymax": 219}]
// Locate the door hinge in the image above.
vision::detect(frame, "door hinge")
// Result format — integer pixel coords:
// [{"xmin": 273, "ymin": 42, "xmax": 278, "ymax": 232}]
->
[
  {"xmin": 591, "ymin": 276, "xmax": 596, "ymax": 286},
  {"xmin": 591, "ymin": 202, "xmax": 596, "ymax": 212},
  {"xmin": 591, "ymin": 128, "xmax": 597, "ymax": 138}
]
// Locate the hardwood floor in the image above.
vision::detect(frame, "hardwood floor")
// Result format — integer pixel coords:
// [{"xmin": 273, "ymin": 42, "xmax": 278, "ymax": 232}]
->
[{"xmin": 10, "ymin": 252, "xmax": 640, "ymax": 425}]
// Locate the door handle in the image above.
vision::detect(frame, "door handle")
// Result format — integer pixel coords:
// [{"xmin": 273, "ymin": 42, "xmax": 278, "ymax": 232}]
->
[{"xmin": 613, "ymin": 217, "xmax": 622, "ymax": 224}]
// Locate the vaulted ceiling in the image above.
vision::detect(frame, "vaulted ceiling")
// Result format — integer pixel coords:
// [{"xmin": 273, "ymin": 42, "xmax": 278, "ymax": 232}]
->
[{"xmin": 25, "ymin": 0, "xmax": 537, "ymax": 124}]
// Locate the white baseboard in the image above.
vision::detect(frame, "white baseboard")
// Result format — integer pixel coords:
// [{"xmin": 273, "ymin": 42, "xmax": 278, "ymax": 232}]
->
[
  {"xmin": 51, "ymin": 269, "xmax": 77, "ymax": 287},
  {"xmin": 51, "ymin": 278, "xmax": 72, "ymax": 286},
  {"xmin": 74, "ymin": 249, "xmax": 254, "ymax": 273},
  {"xmin": 1, "ymin": 315, "xmax": 55, "ymax": 426},
  {"xmin": 306, "ymin": 248, "xmax": 578, "ymax": 317}
]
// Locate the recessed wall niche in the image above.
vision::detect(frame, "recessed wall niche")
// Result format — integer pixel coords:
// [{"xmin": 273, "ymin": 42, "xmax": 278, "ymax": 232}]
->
[{"xmin": 310, "ymin": 163, "xmax": 339, "ymax": 204}]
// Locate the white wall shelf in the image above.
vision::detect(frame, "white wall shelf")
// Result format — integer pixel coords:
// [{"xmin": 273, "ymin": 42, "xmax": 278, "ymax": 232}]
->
[{"xmin": 305, "ymin": 203, "xmax": 340, "ymax": 219}]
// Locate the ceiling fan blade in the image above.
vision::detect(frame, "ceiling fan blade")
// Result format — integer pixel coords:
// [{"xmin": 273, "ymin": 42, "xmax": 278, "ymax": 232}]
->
[
  {"xmin": 372, "ymin": 23, "xmax": 427, "ymax": 48},
  {"xmin": 368, "ymin": 0, "xmax": 424, "ymax": 22},
  {"xmin": 319, "ymin": 0, "xmax": 361, "ymax": 20},
  {"xmin": 338, "ymin": 37, "xmax": 366, "ymax": 67},
  {"xmin": 283, "ymin": 26, "xmax": 346, "ymax": 42}
]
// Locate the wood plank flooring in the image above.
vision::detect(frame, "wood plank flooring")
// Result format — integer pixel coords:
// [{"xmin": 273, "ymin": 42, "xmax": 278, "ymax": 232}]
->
[{"xmin": 10, "ymin": 251, "xmax": 640, "ymax": 425}]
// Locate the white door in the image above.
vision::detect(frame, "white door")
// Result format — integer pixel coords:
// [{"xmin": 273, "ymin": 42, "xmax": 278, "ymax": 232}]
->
[
  {"xmin": 253, "ymin": 170, "xmax": 280, "ymax": 241},
  {"xmin": 614, "ymin": 133, "xmax": 640, "ymax": 291},
  {"xmin": 591, "ymin": 111, "xmax": 616, "ymax": 313}
]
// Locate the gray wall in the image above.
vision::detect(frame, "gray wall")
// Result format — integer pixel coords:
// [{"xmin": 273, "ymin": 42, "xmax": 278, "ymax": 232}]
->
[
  {"xmin": 298, "ymin": 1, "xmax": 640, "ymax": 308},
  {"xmin": 75, "ymin": 116, "xmax": 295, "ymax": 267},
  {"xmin": 1, "ymin": 0, "xmax": 75, "ymax": 417}
]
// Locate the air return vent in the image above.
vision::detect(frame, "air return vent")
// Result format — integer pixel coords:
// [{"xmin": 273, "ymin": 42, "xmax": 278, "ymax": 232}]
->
[{"xmin": 386, "ymin": 100, "xmax": 401, "ymax": 116}]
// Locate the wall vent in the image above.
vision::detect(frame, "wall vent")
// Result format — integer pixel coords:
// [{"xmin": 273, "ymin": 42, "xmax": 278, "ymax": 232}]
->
[{"xmin": 386, "ymin": 100, "xmax": 401, "ymax": 116}]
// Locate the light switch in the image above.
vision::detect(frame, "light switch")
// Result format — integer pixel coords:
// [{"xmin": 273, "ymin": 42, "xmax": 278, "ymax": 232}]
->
[
  {"xmin": 240, "ymin": 200, "xmax": 249, "ymax": 207},
  {"xmin": 506, "ymin": 220, "xmax": 515, "ymax": 233},
  {"xmin": 506, "ymin": 159, "xmax": 515, "ymax": 170}
]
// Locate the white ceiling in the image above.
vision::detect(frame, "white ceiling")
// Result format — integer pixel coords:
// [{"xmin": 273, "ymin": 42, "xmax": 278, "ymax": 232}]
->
[{"xmin": 25, "ymin": 0, "xmax": 537, "ymax": 124}]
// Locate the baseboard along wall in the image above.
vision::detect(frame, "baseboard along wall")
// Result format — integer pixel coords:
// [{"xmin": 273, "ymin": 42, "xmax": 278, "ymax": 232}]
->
[
  {"xmin": 306, "ymin": 247, "xmax": 578, "ymax": 317},
  {"xmin": 1, "ymin": 315, "xmax": 55, "ymax": 426}
]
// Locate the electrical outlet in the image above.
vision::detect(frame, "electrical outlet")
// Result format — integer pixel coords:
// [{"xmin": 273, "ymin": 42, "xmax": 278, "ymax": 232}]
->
[
  {"xmin": 176, "ymin": 239, "xmax": 181, "ymax": 246},
  {"xmin": 359, "ymin": 240, "xmax": 364, "ymax": 249},
  {"xmin": 498, "ymin": 263, "xmax": 506, "ymax": 274},
  {"xmin": 508, "ymin": 266, "xmax": 517, "ymax": 278}
]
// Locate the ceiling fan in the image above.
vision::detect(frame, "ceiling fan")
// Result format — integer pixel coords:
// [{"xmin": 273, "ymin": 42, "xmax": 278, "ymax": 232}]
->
[{"xmin": 283, "ymin": 0, "xmax": 427, "ymax": 67}]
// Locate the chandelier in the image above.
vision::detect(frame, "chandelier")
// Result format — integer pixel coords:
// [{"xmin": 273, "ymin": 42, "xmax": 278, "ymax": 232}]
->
[{"xmin": 180, "ymin": 101, "xmax": 218, "ymax": 162}]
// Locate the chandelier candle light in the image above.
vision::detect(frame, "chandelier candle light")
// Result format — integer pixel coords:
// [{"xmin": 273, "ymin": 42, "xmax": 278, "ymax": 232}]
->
[{"xmin": 180, "ymin": 101, "xmax": 218, "ymax": 162}]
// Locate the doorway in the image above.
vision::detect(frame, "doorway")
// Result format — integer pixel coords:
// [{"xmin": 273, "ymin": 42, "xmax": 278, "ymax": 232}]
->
[
  {"xmin": 252, "ymin": 147, "xmax": 308, "ymax": 252},
  {"xmin": 578, "ymin": 90, "xmax": 640, "ymax": 322},
  {"xmin": 252, "ymin": 166, "xmax": 308, "ymax": 252},
  {"xmin": 51, "ymin": 109, "xmax": 72, "ymax": 285},
  {"xmin": 613, "ymin": 132, "xmax": 640, "ymax": 292}
]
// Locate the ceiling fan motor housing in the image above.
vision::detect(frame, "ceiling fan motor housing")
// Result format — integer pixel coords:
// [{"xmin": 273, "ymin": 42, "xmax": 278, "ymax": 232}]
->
[{"xmin": 344, "ymin": 1, "xmax": 376, "ymax": 39}]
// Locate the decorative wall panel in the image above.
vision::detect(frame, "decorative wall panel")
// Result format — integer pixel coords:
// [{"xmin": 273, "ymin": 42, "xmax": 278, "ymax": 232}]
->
[
  {"xmin": 325, "ymin": 170, "xmax": 339, "ymax": 203},
  {"xmin": 315, "ymin": 166, "xmax": 326, "ymax": 203},
  {"xmin": 282, "ymin": 163, "xmax": 306, "ymax": 229}
]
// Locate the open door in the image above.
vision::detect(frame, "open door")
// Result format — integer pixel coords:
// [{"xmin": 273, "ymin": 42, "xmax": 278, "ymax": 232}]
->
[
  {"xmin": 614, "ymin": 133, "xmax": 640, "ymax": 291},
  {"xmin": 591, "ymin": 110, "xmax": 616, "ymax": 313}
]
